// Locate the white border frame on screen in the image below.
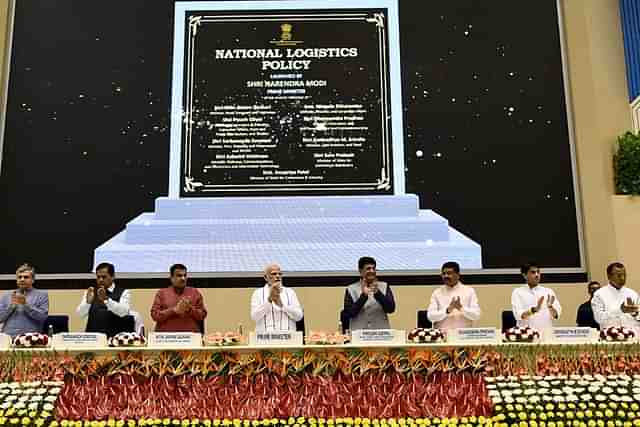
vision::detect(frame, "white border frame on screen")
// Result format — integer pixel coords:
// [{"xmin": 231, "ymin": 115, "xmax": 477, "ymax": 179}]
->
[{"xmin": 0, "ymin": 0, "xmax": 586, "ymax": 279}]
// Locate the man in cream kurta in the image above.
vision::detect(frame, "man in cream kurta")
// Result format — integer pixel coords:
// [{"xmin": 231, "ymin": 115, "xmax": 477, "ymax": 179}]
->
[
  {"xmin": 511, "ymin": 262, "xmax": 561, "ymax": 330},
  {"xmin": 427, "ymin": 261, "xmax": 481, "ymax": 330},
  {"xmin": 251, "ymin": 264, "xmax": 303, "ymax": 332},
  {"xmin": 591, "ymin": 262, "xmax": 640, "ymax": 329}
]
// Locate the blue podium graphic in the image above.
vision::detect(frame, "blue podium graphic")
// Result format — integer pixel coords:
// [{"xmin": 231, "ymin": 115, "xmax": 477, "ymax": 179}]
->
[{"xmin": 94, "ymin": 0, "xmax": 482, "ymax": 273}]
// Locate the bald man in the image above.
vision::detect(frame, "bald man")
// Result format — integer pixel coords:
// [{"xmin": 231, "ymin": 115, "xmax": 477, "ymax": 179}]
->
[{"xmin": 250, "ymin": 264, "xmax": 303, "ymax": 332}]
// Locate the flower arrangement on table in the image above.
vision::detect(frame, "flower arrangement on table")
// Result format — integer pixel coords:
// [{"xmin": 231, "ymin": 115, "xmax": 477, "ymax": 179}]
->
[
  {"xmin": 502, "ymin": 326, "xmax": 540, "ymax": 343},
  {"xmin": 407, "ymin": 328, "xmax": 446, "ymax": 343},
  {"xmin": 488, "ymin": 373, "xmax": 640, "ymax": 425},
  {"xmin": 0, "ymin": 380, "xmax": 62, "ymax": 425},
  {"xmin": 305, "ymin": 331, "xmax": 350, "ymax": 345},
  {"xmin": 202, "ymin": 331, "xmax": 242, "ymax": 346},
  {"xmin": 600, "ymin": 326, "xmax": 636, "ymax": 342},
  {"xmin": 108, "ymin": 332, "xmax": 146, "ymax": 347},
  {"xmin": 12, "ymin": 332, "xmax": 49, "ymax": 348}
]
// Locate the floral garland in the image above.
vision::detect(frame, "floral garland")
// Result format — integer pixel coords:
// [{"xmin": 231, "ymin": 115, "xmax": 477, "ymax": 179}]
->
[{"xmin": 5, "ymin": 345, "xmax": 640, "ymax": 384}]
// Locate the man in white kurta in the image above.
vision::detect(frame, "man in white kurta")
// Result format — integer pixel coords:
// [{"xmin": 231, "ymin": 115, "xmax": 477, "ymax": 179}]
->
[
  {"xmin": 427, "ymin": 261, "xmax": 481, "ymax": 330},
  {"xmin": 591, "ymin": 262, "xmax": 640, "ymax": 329},
  {"xmin": 511, "ymin": 263, "xmax": 561, "ymax": 330},
  {"xmin": 250, "ymin": 264, "xmax": 303, "ymax": 332}
]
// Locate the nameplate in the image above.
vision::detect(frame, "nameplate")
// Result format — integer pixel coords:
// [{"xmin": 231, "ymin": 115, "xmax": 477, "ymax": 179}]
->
[
  {"xmin": 544, "ymin": 327, "xmax": 598, "ymax": 344},
  {"xmin": 448, "ymin": 328, "xmax": 500, "ymax": 344},
  {"xmin": 249, "ymin": 331, "xmax": 303, "ymax": 346},
  {"xmin": 0, "ymin": 333, "xmax": 11, "ymax": 349},
  {"xmin": 148, "ymin": 332, "xmax": 202, "ymax": 348},
  {"xmin": 351, "ymin": 329, "xmax": 406, "ymax": 345},
  {"xmin": 52, "ymin": 333, "xmax": 108, "ymax": 349}
]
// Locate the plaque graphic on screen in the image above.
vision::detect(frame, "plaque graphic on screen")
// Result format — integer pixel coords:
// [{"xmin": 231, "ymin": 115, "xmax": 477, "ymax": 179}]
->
[
  {"xmin": 93, "ymin": 0, "xmax": 483, "ymax": 274},
  {"xmin": 180, "ymin": 11, "xmax": 393, "ymax": 196}
]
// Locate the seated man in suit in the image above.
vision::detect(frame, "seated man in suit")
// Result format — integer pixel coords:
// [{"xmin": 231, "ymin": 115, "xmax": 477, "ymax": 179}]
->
[
  {"xmin": 151, "ymin": 263, "xmax": 207, "ymax": 332},
  {"xmin": 576, "ymin": 281, "xmax": 601, "ymax": 329},
  {"xmin": 77, "ymin": 262, "xmax": 133, "ymax": 337},
  {"xmin": 0, "ymin": 263, "xmax": 49, "ymax": 337},
  {"xmin": 251, "ymin": 263, "xmax": 303, "ymax": 332},
  {"xmin": 343, "ymin": 256, "xmax": 395, "ymax": 331}
]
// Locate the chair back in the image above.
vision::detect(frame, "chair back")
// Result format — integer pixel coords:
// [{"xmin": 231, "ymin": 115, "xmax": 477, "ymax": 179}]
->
[
  {"xmin": 42, "ymin": 315, "xmax": 69, "ymax": 334},
  {"xmin": 417, "ymin": 310, "xmax": 433, "ymax": 329},
  {"xmin": 501, "ymin": 310, "xmax": 517, "ymax": 332}
]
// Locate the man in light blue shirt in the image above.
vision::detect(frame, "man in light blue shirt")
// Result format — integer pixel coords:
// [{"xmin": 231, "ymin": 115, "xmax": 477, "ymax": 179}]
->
[{"xmin": 0, "ymin": 263, "xmax": 49, "ymax": 337}]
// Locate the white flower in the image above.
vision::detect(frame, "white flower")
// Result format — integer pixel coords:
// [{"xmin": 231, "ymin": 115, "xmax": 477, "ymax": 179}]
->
[
  {"xmin": 488, "ymin": 390, "xmax": 500, "ymax": 397},
  {"xmin": 491, "ymin": 396, "xmax": 503, "ymax": 404},
  {"xmin": 524, "ymin": 389, "xmax": 537, "ymax": 396},
  {"xmin": 602, "ymin": 387, "xmax": 614, "ymax": 394},
  {"xmin": 512, "ymin": 389, "xmax": 523, "ymax": 395},
  {"xmin": 485, "ymin": 377, "xmax": 496, "ymax": 383},
  {"xmin": 13, "ymin": 402, "xmax": 26, "ymax": 409},
  {"xmin": 501, "ymin": 390, "xmax": 513, "ymax": 396},
  {"xmin": 44, "ymin": 396, "xmax": 56, "ymax": 402},
  {"xmin": 595, "ymin": 394, "xmax": 607, "ymax": 401},
  {"xmin": 496, "ymin": 376, "xmax": 506, "ymax": 381},
  {"xmin": 578, "ymin": 380, "xmax": 591, "ymax": 386},
  {"xmin": 504, "ymin": 396, "xmax": 515, "ymax": 403},
  {"xmin": 566, "ymin": 380, "xmax": 576, "ymax": 386},
  {"xmin": 508, "ymin": 382, "xmax": 520, "ymax": 388},
  {"xmin": 18, "ymin": 396, "xmax": 28, "ymax": 402},
  {"xmin": 0, "ymin": 402, "xmax": 11, "ymax": 409},
  {"xmin": 553, "ymin": 396, "xmax": 566, "ymax": 402},
  {"xmin": 634, "ymin": 394, "xmax": 640, "ymax": 402},
  {"xmin": 515, "ymin": 397, "xmax": 527, "ymax": 403},
  {"xmin": 486, "ymin": 384, "xmax": 497, "ymax": 390},
  {"xmin": 570, "ymin": 375, "xmax": 582, "ymax": 380},
  {"xmin": 551, "ymin": 389, "xmax": 563, "ymax": 395},
  {"xmin": 523, "ymin": 380, "xmax": 535, "ymax": 386},
  {"xmin": 29, "ymin": 396, "xmax": 42, "ymax": 402},
  {"xmin": 539, "ymin": 381, "xmax": 551, "ymax": 388},
  {"xmin": 563, "ymin": 387, "xmax": 576, "ymax": 394},
  {"xmin": 594, "ymin": 374, "xmax": 606, "ymax": 381},
  {"xmin": 542, "ymin": 395, "xmax": 553, "ymax": 402},
  {"xmin": 43, "ymin": 381, "xmax": 63, "ymax": 387},
  {"xmin": 622, "ymin": 396, "xmax": 633, "ymax": 402},
  {"xmin": 6, "ymin": 395, "xmax": 17, "ymax": 402},
  {"xmin": 42, "ymin": 403, "xmax": 54, "ymax": 411},
  {"xmin": 538, "ymin": 388, "xmax": 550, "ymax": 395},
  {"xmin": 617, "ymin": 387, "xmax": 630, "ymax": 395},
  {"xmin": 48, "ymin": 387, "xmax": 61, "ymax": 394},
  {"xmin": 580, "ymin": 394, "xmax": 592, "ymax": 401},
  {"xmin": 611, "ymin": 395, "xmax": 621, "ymax": 401},
  {"xmin": 529, "ymin": 396, "xmax": 541, "ymax": 403},
  {"xmin": 27, "ymin": 402, "xmax": 38, "ymax": 410},
  {"xmin": 567, "ymin": 395, "xmax": 579, "ymax": 402},
  {"xmin": 588, "ymin": 386, "xmax": 601, "ymax": 393},
  {"xmin": 22, "ymin": 388, "xmax": 35, "ymax": 395}
]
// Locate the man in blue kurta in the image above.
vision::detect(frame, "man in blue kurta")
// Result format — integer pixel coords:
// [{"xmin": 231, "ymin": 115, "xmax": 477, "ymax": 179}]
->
[{"xmin": 0, "ymin": 263, "xmax": 49, "ymax": 337}]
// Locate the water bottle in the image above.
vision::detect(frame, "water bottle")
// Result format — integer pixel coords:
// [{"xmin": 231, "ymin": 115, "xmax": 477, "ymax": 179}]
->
[{"xmin": 47, "ymin": 324, "xmax": 54, "ymax": 337}]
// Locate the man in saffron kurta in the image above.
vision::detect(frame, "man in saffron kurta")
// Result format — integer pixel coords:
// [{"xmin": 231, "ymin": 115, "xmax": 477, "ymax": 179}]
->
[
  {"xmin": 151, "ymin": 264, "xmax": 207, "ymax": 332},
  {"xmin": 427, "ymin": 261, "xmax": 481, "ymax": 330}
]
